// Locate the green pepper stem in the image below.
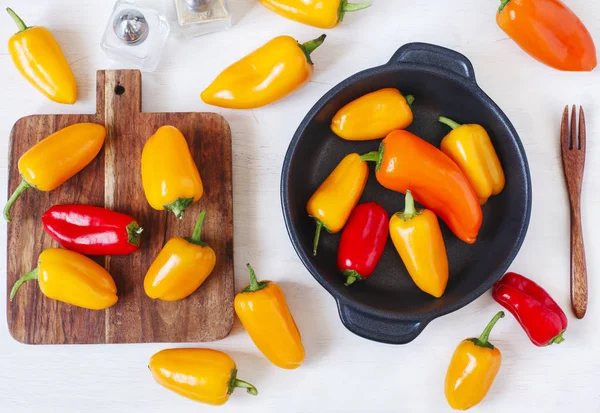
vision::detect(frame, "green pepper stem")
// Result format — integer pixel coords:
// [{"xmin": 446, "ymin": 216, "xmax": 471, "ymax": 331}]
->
[
  {"xmin": 405, "ymin": 95, "xmax": 415, "ymax": 106},
  {"xmin": 339, "ymin": 1, "xmax": 371, "ymax": 23},
  {"xmin": 242, "ymin": 263, "xmax": 269, "ymax": 293},
  {"xmin": 300, "ymin": 34, "xmax": 326, "ymax": 65},
  {"xmin": 10, "ymin": 268, "xmax": 38, "ymax": 301},
  {"xmin": 7, "ymin": 8, "xmax": 28, "ymax": 33},
  {"xmin": 228, "ymin": 368, "xmax": 258, "ymax": 396},
  {"xmin": 4, "ymin": 179, "xmax": 31, "ymax": 222},
  {"xmin": 126, "ymin": 222, "xmax": 143, "ymax": 246},
  {"xmin": 439, "ymin": 116, "xmax": 462, "ymax": 130},
  {"xmin": 360, "ymin": 142, "xmax": 384, "ymax": 172},
  {"xmin": 191, "ymin": 210, "xmax": 206, "ymax": 242},
  {"xmin": 313, "ymin": 220, "xmax": 323, "ymax": 256},
  {"xmin": 400, "ymin": 190, "xmax": 420, "ymax": 220},
  {"xmin": 498, "ymin": 0, "xmax": 511, "ymax": 12},
  {"xmin": 473, "ymin": 311, "xmax": 505, "ymax": 349},
  {"xmin": 163, "ymin": 197, "xmax": 194, "ymax": 220},
  {"xmin": 343, "ymin": 270, "xmax": 364, "ymax": 286},
  {"xmin": 549, "ymin": 331, "xmax": 566, "ymax": 345}
]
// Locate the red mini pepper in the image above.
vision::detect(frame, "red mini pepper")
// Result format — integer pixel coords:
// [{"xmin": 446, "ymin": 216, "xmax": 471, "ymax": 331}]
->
[
  {"xmin": 493, "ymin": 272, "xmax": 567, "ymax": 346},
  {"xmin": 42, "ymin": 204, "xmax": 143, "ymax": 255},
  {"xmin": 337, "ymin": 202, "xmax": 389, "ymax": 286}
]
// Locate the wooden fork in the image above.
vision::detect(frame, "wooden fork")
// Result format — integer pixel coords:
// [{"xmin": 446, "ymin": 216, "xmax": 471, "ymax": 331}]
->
[{"xmin": 561, "ymin": 105, "xmax": 588, "ymax": 319}]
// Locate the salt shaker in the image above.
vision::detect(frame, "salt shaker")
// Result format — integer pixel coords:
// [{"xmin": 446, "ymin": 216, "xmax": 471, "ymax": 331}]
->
[{"xmin": 172, "ymin": 0, "xmax": 232, "ymax": 37}]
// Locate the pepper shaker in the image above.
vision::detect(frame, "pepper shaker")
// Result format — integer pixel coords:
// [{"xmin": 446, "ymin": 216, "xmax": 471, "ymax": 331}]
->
[{"xmin": 172, "ymin": 0, "xmax": 232, "ymax": 37}]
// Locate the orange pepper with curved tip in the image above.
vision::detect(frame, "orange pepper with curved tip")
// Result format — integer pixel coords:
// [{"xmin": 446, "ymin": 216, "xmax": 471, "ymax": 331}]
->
[
  {"xmin": 201, "ymin": 35, "xmax": 326, "ymax": 109},
  {"xmin": 7, "ymin": 8, "xmax": 77, "ymax": 104},
  {"xmin": 235, "ymin": 264, "xmax": 305, "ymax": 370},
  {"xmin": 149, "ymin": 348, "xmax": 258, "ymax": 406},
  {"xmin": 307, "ymin": 153, "xmax": 369, "ymax": 255},
  {"xmin": 361, "ymin": 130, "xmax": 482, "ymax": 244},
  {"xmin": 259, "ymin": 0, "xmax": 371, "ymax": 29},
  {"xmin": 389, "ymin": 191, "xmax": 448, "ymax": 298},
  {"xmin": 9, "ymin": 248, "xmax": 118, "ymax": 310},
  {"xmin": 4, "ymin": 123, "xmax": 106, "ymax": 222},
  {"xmin": 445, "ymin": 311, "xmax": 504, "ymax": 410},
  {"xmin": 496, "ymin": 0, "xmax": 597, "ymax": 71},
  {"xmin": 331, "ymin": 88, "xmax": 414, "ymax": 141},
  {"xmin": 144, "ymin": 211, "xmax": 216, "ymax": 301}
]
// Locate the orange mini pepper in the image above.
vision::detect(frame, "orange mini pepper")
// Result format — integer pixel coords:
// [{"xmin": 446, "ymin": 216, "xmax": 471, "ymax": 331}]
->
[
  {"xmin": 4, "ymin": 123, "xmax": 106, "ymax": 222},
  {"xmin": 144, "ymin": 211, "xmax": 216, "ymax": 301},
  {"xmin": 331, "ymin": 88, "xmax": 414, "ymax": 141},
  {"xmin": 389, "ymin": 191, "xmax": 448, "ymax": 298},
  {"xmin": 307, "ymin": 153, "xmax": 369, "ymax": 255},
  {"xmin": 235, "ymin": 264, "xmax": 305, "ymax": 370},
  {"xmin": 361, "ymin": 130, "xmax": 482, "ymax": 244},
  {"xmin": 10, "ymin": 248, "xmax": 118, "ymax": 310},
  {"xmin": 259, "ymin": 0, "xmax": 371, "ymax": 29}
]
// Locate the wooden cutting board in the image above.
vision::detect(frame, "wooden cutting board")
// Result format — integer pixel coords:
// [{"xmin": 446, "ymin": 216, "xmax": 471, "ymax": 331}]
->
[{"xmin": 6, "ymin": 70, "xmax": 234, "ymax": 344}]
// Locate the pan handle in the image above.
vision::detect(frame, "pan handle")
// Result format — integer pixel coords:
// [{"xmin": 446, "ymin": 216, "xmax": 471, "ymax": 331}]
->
[
  {"xmin": 389, "ymin": 42, "xmax": 476, "ymax": 82},
  {"xmin": 337, "ymin": 303, "xmax": 428, "ymax": 344}
]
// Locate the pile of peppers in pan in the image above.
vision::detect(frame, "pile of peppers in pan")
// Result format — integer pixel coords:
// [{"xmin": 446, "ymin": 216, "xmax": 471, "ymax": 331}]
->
[{"xmin": 5, "ymin": 0, "xmax": 592, "ymax": 409}]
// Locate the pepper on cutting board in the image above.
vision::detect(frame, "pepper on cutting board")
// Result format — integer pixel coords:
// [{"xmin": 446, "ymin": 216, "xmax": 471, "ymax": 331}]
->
[
  {"xmin": 10, "ymin": 248, "xmax": 118, "ymax": 310},
  {"xmin": 496, "ymin": 0, "xmax": 597, "ymax": 71},
  {"xmin": 4, "ymin": 123, "xmax": 106, "ymax": 222},
  {"xmin": 201, "ymin": 34, "xmax": 326, "ymax": 109},
  {"xmin": 42, "ymin": 204, "xmax": 143, "ymax": 256},
  {"xmin": 307, "ymin": 153, "xmax": 369, "ymax": 256},
  {"xmin": 144, "ymin": 210, "xmax": 216, "ymax": 301},
  {"xmin": 439, "ymin": 116, "xmax": 505, "ymax": 205},
  {"xmin": 331, "ymin": 88, "xmax": 414, "ymax": 141},
  {"xmin": 149, "ymin": 348, "xmax": 258, "ymax": 406},
  {"xmin": 259, "ymin": 0, "xmax": 371, "ymax": 29},
  {"xmin": 361, "ymin": 130, "xmax": 482, "ymax": 244},
  {"xmin": 389, "ymin": 191, "xmax": 448, "ymax": 298},
  {"xmin": 235, "ymin": 264, "xmax": 305, "ymax": 370},
  {"xmin": 445, "ymin": 311, "xmax": 504, "ymax": 411},
  {"xmin": 141, "ymin": 125, "xmax": 203, "ymax": 219},
  {"xmin": 7, "ymin": 8, "xmax": 78, "ymax": 104},
  {"xmin": 338, "ymin": 202, "xmax": 389, "ymax": 285},
  {"xmin": 493, "ymin": 272, "xmax": 567, "ymax": 346}
]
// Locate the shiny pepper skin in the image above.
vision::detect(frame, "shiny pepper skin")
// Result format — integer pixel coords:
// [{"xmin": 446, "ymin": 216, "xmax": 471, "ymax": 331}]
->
[
  {"xmin": 141, "ymin": 125, "xmax": 204, "ymax": 219},
  {"xmin": 201, "ymin": 35, "xmax": 326, "ymax": 109},
  {"xmin": 439, "ymin": 117, "xmax": 505, "ymax": 205},
  {"xmin": 445, "ymin": 311, "xmax": 504, "ymax": 411},
  {"xmin": 331, "ymin": 88, "xmax": 414, "ymax": 141},
  {"xmin": 144, "ymin": 211, "xmax": 216, "ymax": 301},
  {"xmin": 149, "ymin": 348, "xmax": 258, "ymax": 406},
  {"xmin": 259, "ymin": 0, "xmax": 371, "ymax": 29},
  {"xmin": 4, "ymin": 123, "xmax": 106, "ymax": 222},
  {"xmin": 10, "ymin": 248, "xmax": 118, "ymax": 310},
  {"xmin": 235, "ymin": 264, "xmax": 305, "ymax": 369},
  {"xmin": 7, "ymin": 8, "xmax": 77, "ymax": 104}
]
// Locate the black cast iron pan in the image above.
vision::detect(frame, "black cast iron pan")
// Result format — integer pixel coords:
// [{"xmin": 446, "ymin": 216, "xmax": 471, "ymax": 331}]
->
[{"xmin": 281, "ymin": 43, "xmax": 531, "ymax": 344}]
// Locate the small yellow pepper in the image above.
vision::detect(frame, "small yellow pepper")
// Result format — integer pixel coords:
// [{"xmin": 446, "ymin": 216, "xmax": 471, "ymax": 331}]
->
[
  {"xmin": 10, "ymin": 248, "xmax": 118, "ymax": 310},
  {"xmin": 4, "ymin": 123, "xmax": 106, "ymax": 222},
  {"xmin": 149, "ymin": 348, "xmax": 258, "ymax": 406},
  {"xmin": 259, "ymin": 0, "xmax": 371, "ymax": 29},
  {"xmin": 141, "ymin": 125, "xmax": 204, "ymax": 219},
  {"xmin": 235, "ymin": 264, "xmax": 305, "ymax": 370},
  {"xmin": 7, "ymin": 8, "xmax": 77, "ymax": 104},
  {"xmin": 144, "ymin": 210, "xmax": 216, "ymax": 301},
  {"xmin": 389, "ymin": 191, "xmax": 448, "ymax": 298},
  {"xmin": 439, "ymin": 117, "xmax": 505, "ymax": 205},
  {"xmin": 445, "ymin": 311, "xmax": 504, "ymax": 410},
  {"xmin": 331, "ymin": 88, "xmax": 414, "ymax": 141},
  {"xmin": 307, "ymin": 153, "xmax": 369, "ymax": 256},
  {"xmin": 201, "ymin": 35, "xmax": 326, "ymax": 109}
]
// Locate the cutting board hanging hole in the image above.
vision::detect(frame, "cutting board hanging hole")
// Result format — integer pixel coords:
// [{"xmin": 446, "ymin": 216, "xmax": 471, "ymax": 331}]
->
[{"xmin": 115, "ymin": 84, "xmax": 125, "ymax": 95}]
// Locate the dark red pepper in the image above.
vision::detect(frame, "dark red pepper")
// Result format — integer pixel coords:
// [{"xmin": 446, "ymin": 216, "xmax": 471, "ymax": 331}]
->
[
  {"xmin": 42, "ymin": 204, "xmax": 143, "ymax": 255},
  {"xmin": 492, "ymin": 272, "xmax": 567, "ymax": 346},
  {"xmin": 337, "ymin": 202, "xmax": 389, "ymax": 286}
]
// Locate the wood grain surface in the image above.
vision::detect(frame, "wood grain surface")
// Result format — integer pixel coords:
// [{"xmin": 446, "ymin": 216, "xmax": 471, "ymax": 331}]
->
[{"xmin": 6, "ymin": 70, "xmax": 234, "ymax": 344}]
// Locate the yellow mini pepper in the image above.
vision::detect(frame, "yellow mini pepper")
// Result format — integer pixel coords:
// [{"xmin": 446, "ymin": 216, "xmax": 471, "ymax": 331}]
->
[
  {"xmin": 10, "ymin": 248, "xmax": 118, "ymax": 310},
  {"xmin": 445, "ymin": 311, "xmax": 504, "ymax": 410},
  {"xmin": 7, "ymin": 8, "xmax": 77, "ymax": 104},
  {"xmin": 331, "ymin": 88, "xmax": 414, "ymax": 140},
  {"xmin": 201, "ymin": 34, "xmax": 326, "ymax": 109},
  {"xmin": 389, "ymin": 191, "xmax": 448, "ymax": 298},
  {"xmin": 144, "ymin": 210, "xmax": 216, "ymax": 301},
  {"xmin": 149, "ymin": 348, "xmax": 258, "ymax": 406},
  {"xmin": 259, "ymin": 0, "xmax": 371, "ymax": 29},
  {"xmin": 141, "ymin": 125, "xmax": 204, "ymax": 219},
  {"xmin": 439, "ymin": 116, "xmax": 505, "ymax": 205},
  {"xmin": 307, "ymin": 153, "xmax": 369, "ymax": 256},
  {"xmin": 4, "ymin": 123, "xmax": 106, "ymax": 222},
  {"xmin": 235, "ymin": 264, "xmax": 305, "ymax": 370}
]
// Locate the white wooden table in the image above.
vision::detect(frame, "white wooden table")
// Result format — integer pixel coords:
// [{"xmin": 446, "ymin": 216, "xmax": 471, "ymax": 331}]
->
[{"xmin": 1, "ymin": 0, "xmax": 599, "ymax": 411}]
